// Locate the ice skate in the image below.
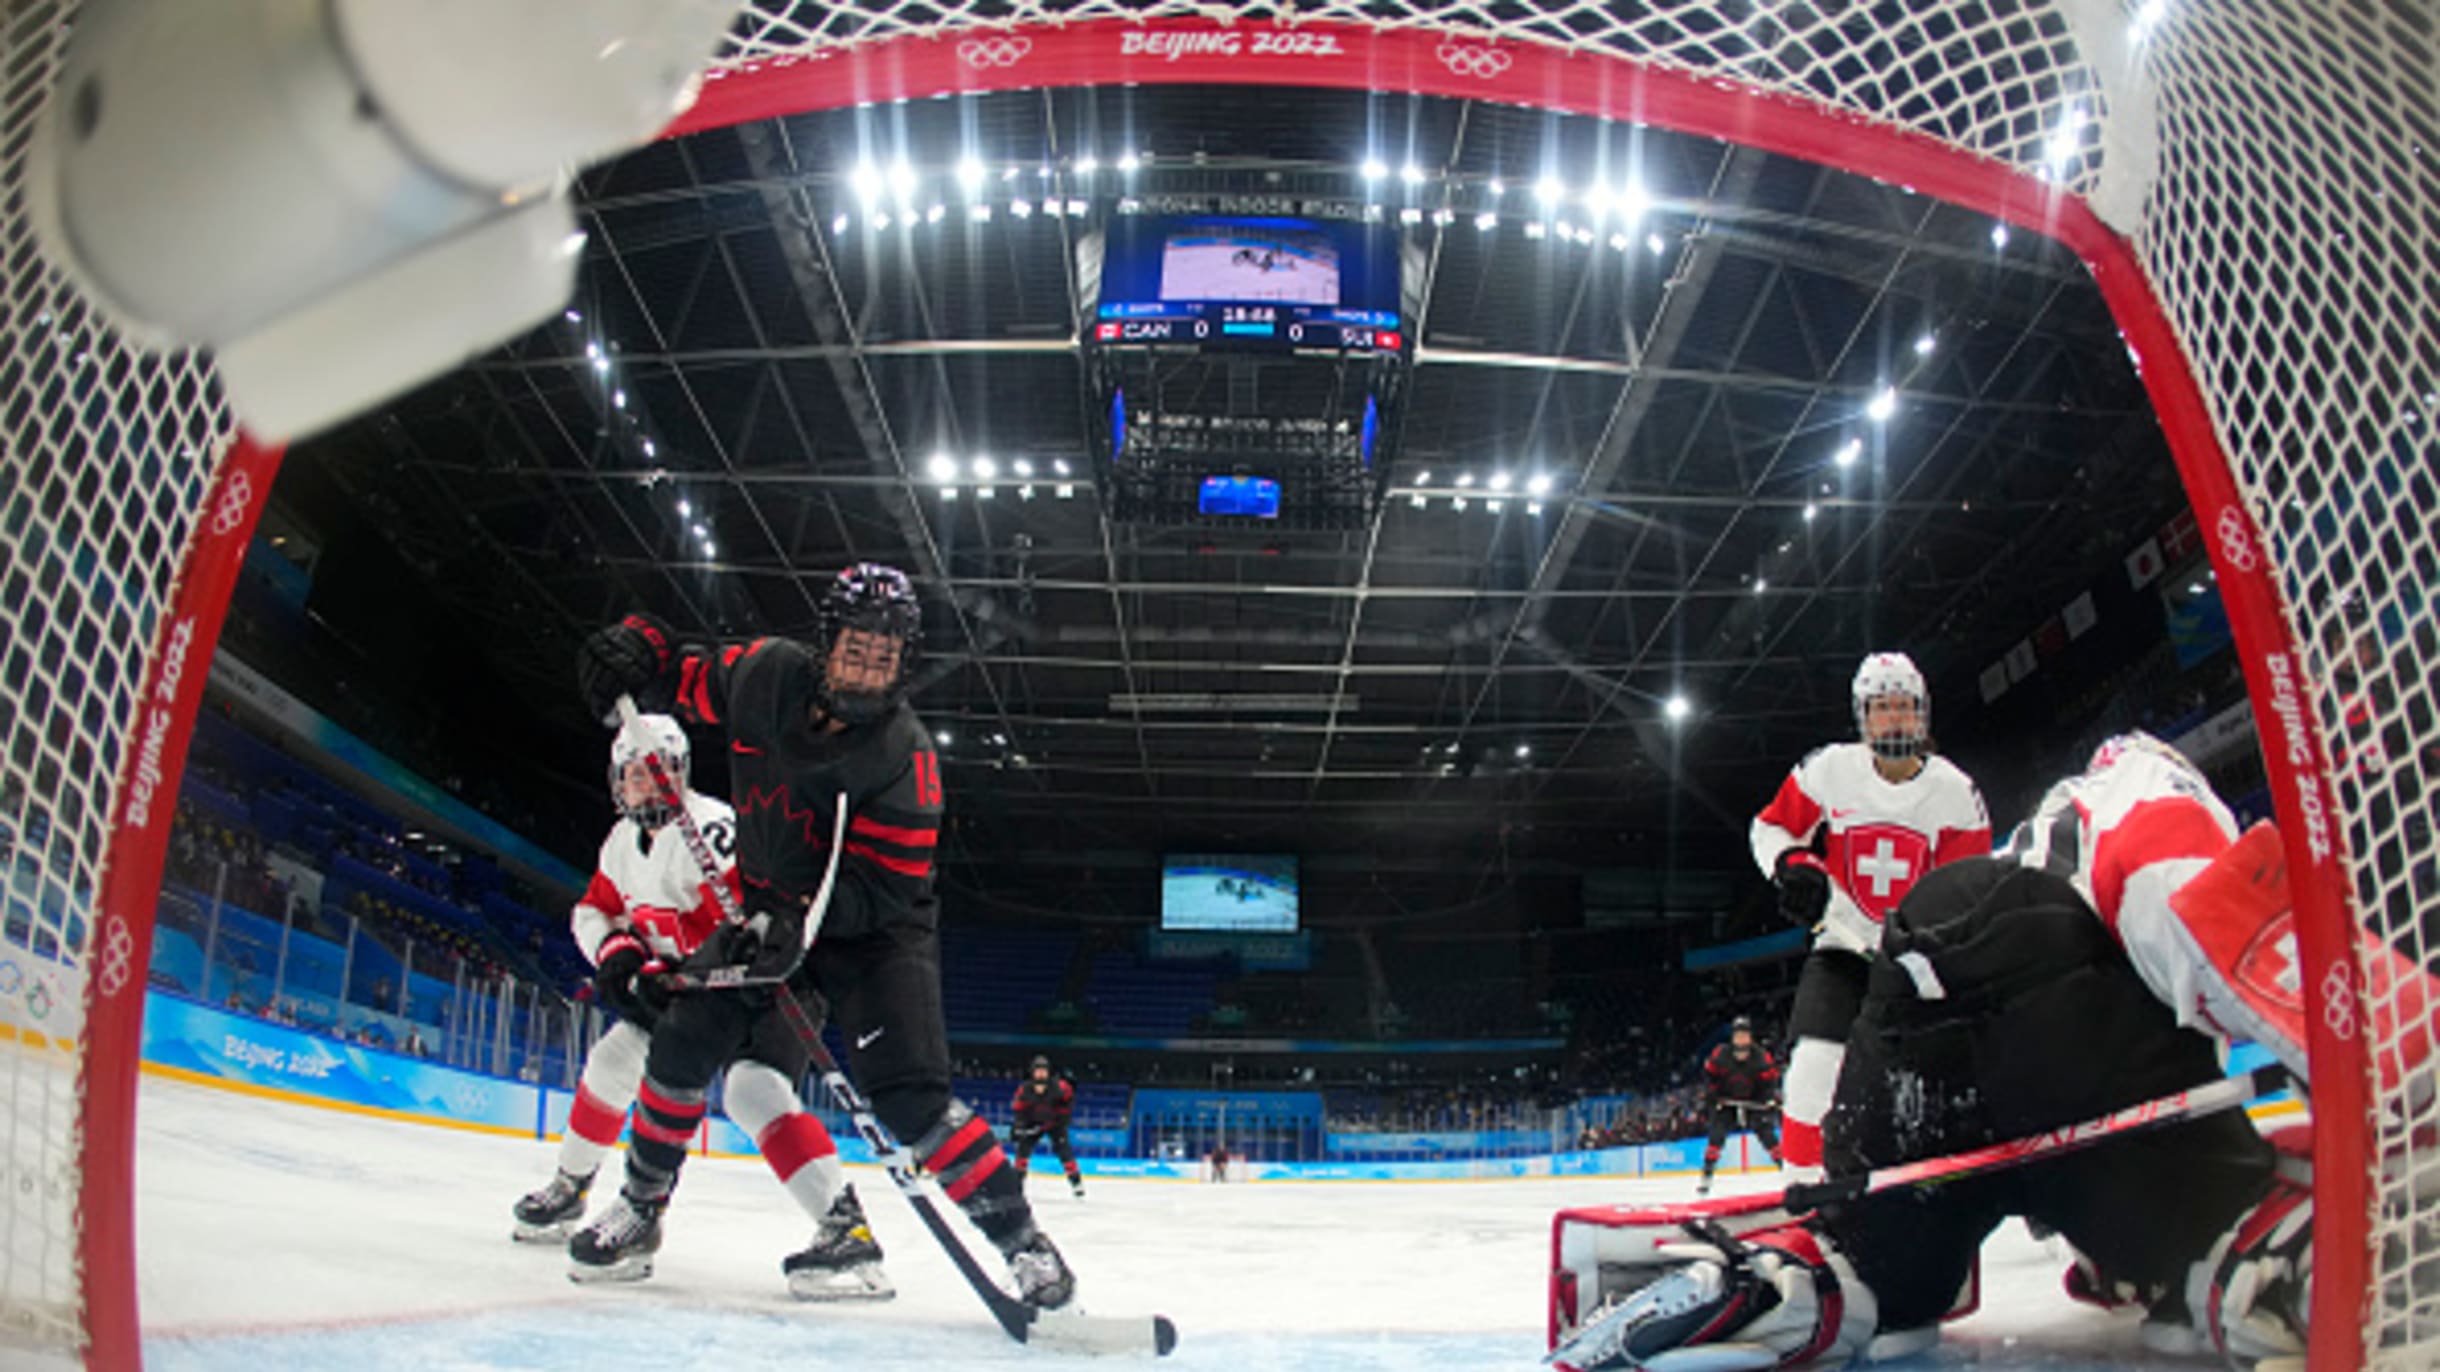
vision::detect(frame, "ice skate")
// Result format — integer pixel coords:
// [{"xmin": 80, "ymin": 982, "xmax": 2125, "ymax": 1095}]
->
[
  {"xmin": 1069, "ymin": 1175, "xmax": 1086, "ymax": 1200},
  {"xmin": 568, "ymin": 1192, "xmax": 665, "ymax": 1283},
  {"xmin": 511, "ymin": 1168, "xmax": 592, "ymax": 1243},
  {"xmin": 782, "ymin": 1184, "xmax": 895, "ymax": 1301},
  {"xmin": 1005, "ymin": 1228, "xmax": 1076, "ymax": 1310}
]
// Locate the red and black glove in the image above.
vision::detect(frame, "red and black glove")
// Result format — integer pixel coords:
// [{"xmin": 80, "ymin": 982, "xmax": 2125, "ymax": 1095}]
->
[
  {"xmin": 593, "ymin": 934, "xmax": 665, "ymax": 1028},
  {"xmin": 576, "ymin": 612, "xmax": 677, "ymax": 725},
  {"xmin": 1773, "ymin": 850, "xmax": 1832, "ymax": 927}
]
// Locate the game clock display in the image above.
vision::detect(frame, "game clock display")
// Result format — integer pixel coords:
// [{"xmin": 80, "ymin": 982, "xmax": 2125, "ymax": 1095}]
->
[{"xmin": 1093, "ymin": 214, "xmax": 1404, "ymax": 355}]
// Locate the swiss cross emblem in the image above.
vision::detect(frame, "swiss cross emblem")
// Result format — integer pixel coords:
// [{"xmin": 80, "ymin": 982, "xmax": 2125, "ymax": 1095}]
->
[{"xmin": 1840, "ymin": 824, "xmax": 1931, "ymax": 920}]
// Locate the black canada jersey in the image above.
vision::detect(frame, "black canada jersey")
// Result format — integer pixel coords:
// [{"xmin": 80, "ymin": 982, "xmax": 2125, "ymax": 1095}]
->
[
  {"xmin": 1703, "ymin": 1043, "xmax": 1782, "ymax": 1106},
  {"xmin": 669, "ymin": 637, "xmax": 944, "ymax": 940}
]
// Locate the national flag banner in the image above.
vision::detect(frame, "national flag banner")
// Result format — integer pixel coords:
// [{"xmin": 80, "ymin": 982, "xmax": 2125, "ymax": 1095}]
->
[
  {"xmin": 2005, "ymin": 638, "xmax": 2038, "ymax": 682},
  {"xmin": 2126, "ymin": 538, "xmax": 2164, "ymax": 588},
  {"xmin": 2160, "ymin": 508, "xmax": 2201, "ymax": 561},
  {"xmin": 2063, "ymin": 590, "xmax": 2099, "ymax": 639},
  {"xmin": 2033, "ymin": 615, "xmax": 2069, "ymax": 659},
  {"xmin": 1979, "ymin": 660, "xmax": 2011, "ymax": 703}
]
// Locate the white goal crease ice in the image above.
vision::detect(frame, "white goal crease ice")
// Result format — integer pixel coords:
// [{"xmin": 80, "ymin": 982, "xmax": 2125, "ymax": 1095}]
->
[{"xmin": 1, "ymin": 1, "xmax": 2433, "ymax": 1367}]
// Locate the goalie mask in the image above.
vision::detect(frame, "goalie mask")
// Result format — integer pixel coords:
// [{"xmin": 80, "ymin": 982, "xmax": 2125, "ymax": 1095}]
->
[
  {"xmin": 816, "ymin": 562, "xmax": 923, "ymax": 727},
  {"xmin": 1852, "ymin": 651, "xmax": 1930, "ymax": 762},
  {"xmin": 609, "ymin": 712, "xmax": 690, "ymax": 829}
]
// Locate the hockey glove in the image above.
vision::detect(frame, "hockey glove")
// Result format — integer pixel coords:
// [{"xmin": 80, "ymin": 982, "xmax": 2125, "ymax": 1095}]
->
[
  {"xmin": 1546, "ymin": 1223, "xmax": 1877, "ymax": 1372},
  {"xmin": 689, "ymin": 898, "xmax": 812, "ymax": 987},
  {"xmin": 576, "ymin": 612, "xmax": 678, "ymax": 725},
  {"xmin": 594, "ymin": 935, "xmax": 660, "ymax": 1028},
  {"xmin": 1773, "ymin": 851, "xmax": 1832, "ymax": 928}
]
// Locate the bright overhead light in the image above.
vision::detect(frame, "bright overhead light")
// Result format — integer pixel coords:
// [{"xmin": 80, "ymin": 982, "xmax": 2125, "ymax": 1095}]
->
[
  {"xmin": 852, "ymin": 162, "xmax": 884, "ymax": 203},
  {"xmin": 1399, "ymin": 207, "xmax": 1424, "ymax": 225},
  {"xmin": 832, "ymin": 212, "xmax": 850, "ymax": 234},
  {"xmin": 972, "ymin": 456, "xmax": 999, "ymax": 481},
  {"xmin": 1535, "ymin": 177, "xmax": 1564, "ymax": 206},
  {"xmin": 1617, "ymin": 182, "xmax": 1652, "ymax": 220},
  {"xmin": 1053, "ymin": 458, "xmax": 1072, "ymax": 476},
  {"xmin": 1116, "ymin": 151, "xmax": 1141, "ymax": 173},
  {"xmin": 691, "ymin": 522, "xmax": 707, "ymax": 538},
  {"xmin": 1526, "ymin": 473, "xmax": 1552, "ymax": 496},
  {"xmin": 1455, "ymin": 472, "xmax": 1476, "ymax": 488},
  {"xmin": 1524, "ymin": 221, "xmax": 1547, "ymax": 240},
  {"xmin": 889, "ymin": 161, "xmax": 917, "ymax": 200},
  {"xmin": 969, "ymin": 204, "xmax": 992, "ymax": 223},
  {"xmin": 1610, "ymin": 233, "xmax": 1629, "ymax": 252},
  {"xmin": 1486, "ymin": 499, "xmax": 1505, "ymax": 513},
  {"xmin": 1010, "ymin": 199, "xmax": 1033, "ymax": 218},
  {"xmin": 1754, "ymin": 578, "xmax": 1769, "ymax": 594},
  {"xmin": 957, "ymin": 156, "xmax": 986, "ymax": 191},
  {"xmin": 592, "ymin": 355, "xmax": 610, "ymax": 374},
  {"xmin": 1002, "ymin": 165, "xmax": 1021, "ymax": 182},
  {"xmin": 976, "ymin": 485, "xmax": 996, "ymax": 500},
  {"xmin": 1414, "ymin": 470, "xmax": 1432, "ymax": 485},
  {"xmin": 872, "ymin": 213, "xmax": 892, "ymax": 231},
  {"xmin": 925, "ymin": 203, "xmax": 945, "ymax": 223},
  {"xmin": 1013, "ymin": 458, "xmax": 1035, "ymax": 478},
  {"xmin": 1803, "ymin": 502, "xmax": 1818, "ymax": 522},
  {"xmin": 1475, "ymin": 211, "xmax": 1499, "ymax": 231},
  {"xmin": 1489, "ymin": 471, "xmax": 1513, "ymax": 492},
  {"xmin": 1526, "ymin": 501, "xmax": 1544, "ymax": 515},
  {"xmin": 1913, "ymin": 333, "xmax": 1937, "ymax": 355},
  {"xmin": 701, "ymin": 541, "xmax": 716, "ymax": 557},
  {"xmin": 1866, "ymin": 386, "xmax": 1899, "ymax": 421},
  {"xmin": 1646, "ymin": 233, "xmax": 1667, "ymax": 256},
  {"xmin": 1991, "ymin": 223, "xmax": 2011, "ymax": 249},
  {"xmin": 642, "ymin": 439, "xmax": 655, "ymax": 457},
  {"xmin": 1664, "ymin": 694, "xmax": 1692, "ymax": 721},
  {"xmin": 677, "ymin": 499, "xmax": 692, "ymax": 516},
  {"xmin": 1486, "ymin": 178, "xmax": 1506, "ymax": 196},
  {"xmin": 1055, "ymin": 483, "xmax": 1075, "ymax": 498},
  {"xmin": 585, "ymin": 341, "xmax": 601, "ymax": 360},
  {"xmin": 612, "ymin": 390, "xmax": 626, "ymax": 409},
  {"xmin": 1066, "ymin": 199, "xmax": 1087, "ymax": 216},
  {"xmin": 564, "ymin": 308, "xmax": 582, "ymax": 323},
  {"xmin": 1583, "ymin": 185, "xmax": 1610, "ymax": 218},
  {"xmin": 2130, "ymin": 0, "xmax": 2167, "ymax": 39},
  {"xmin": 1514, "ymin": 743, "xmax": 1531, "ymax": 758},
  {"xmin": 1834, "ymin": 438, "xmax": 1863, "ymax": 468},
  {"xmin": 1361, "ymin": 157, "xmax": 1388, "ymax": 181},
  {"xmin": 928, "ymin": 453, "xmax": 958, "ymax": 482},
  {"xmin": 1431, "ymin": 208, "xmax": 1455, "ymax": 226},
  {"xmin": 1410, "ymin": 493, "xmax": 1427, "ymax": 509},
  {"xmin": 1075, "ymin": 154, "xmax": 1100, "ymax": 175},
  {"xmin": 1401, "ymin": 163, "xmax": 1425, "ymax": 185},
  {"xmin": 936, "ymin": 730, "xmax": 953, "ymax": 746}
]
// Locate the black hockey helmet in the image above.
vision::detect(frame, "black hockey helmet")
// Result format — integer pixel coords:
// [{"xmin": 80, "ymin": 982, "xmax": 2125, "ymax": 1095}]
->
[
  {"xmin": 1731, "ymin": 1015, "xmax": 1754, "ymax": 1035},
  {"xmin": 816, "ymin": 562, "xmax": 923, "ymax": 725},
  {"xmin": 1030, "ymin": 1055, "xmax": 1052, "ymax": 1075}
]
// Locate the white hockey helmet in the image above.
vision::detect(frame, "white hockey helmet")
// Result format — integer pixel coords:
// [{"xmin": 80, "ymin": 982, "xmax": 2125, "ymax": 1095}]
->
[
  {"xmin": 608, "ymin": 712, "xmax": 689, "ymax": 828},
  {"xmin": 1852, "ymin": 651, "xmax": 1930, "ymax": 761}
]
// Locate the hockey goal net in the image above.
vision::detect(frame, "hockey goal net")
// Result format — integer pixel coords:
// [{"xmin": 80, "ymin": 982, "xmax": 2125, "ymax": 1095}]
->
[{"xmin": 2, "ymin": 1, "xmax": 2431, "ymax": 1366}]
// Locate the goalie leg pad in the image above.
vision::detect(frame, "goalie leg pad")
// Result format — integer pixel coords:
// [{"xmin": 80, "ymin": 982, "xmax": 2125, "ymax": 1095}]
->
[{"xmin": 1547, "ymin": 1223, "xmax": 1878, "ymax": 1372}]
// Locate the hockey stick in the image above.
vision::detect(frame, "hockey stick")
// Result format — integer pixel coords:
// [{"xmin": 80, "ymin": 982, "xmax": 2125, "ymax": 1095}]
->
[
  {"xmin": 612, "ymin": 698, "xmax": 1176, "ymax": 1356},
  {"xmin": 1780, "ymin": 1063, "xmax": 2291, "ymax": 1212}
]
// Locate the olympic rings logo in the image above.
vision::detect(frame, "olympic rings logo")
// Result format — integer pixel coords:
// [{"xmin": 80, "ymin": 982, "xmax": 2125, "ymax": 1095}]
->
[
  {"xmin": 958, "ymin": 36, "xmax": 1032, "ymax": 69},
  {"xmin": 97, "ymin": 916, "xmax": 136, "ymax": 999},
  {"xmin": 2215, "ymin": 505, "xmax": 2259, "ymax": 574},
  {"xmin": 2320, "ymin": 963, "xmax": 2358, "ymax": 1042},
  {"xmin": 208, "ymin": 468, "xmax": 253, "ymax": 539},
  {"xmin": 1435, "ymin": 42, "xmax": 1511, "ymax": 79}
]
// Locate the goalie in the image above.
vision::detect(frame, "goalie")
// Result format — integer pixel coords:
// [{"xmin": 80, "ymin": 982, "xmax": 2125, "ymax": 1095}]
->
[{"xmin": 1551, "ymin": 733, "xmax": 2402, "ymax": 1371}]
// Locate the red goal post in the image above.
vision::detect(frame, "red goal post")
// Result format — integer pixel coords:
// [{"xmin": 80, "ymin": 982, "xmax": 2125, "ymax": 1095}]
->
[{"xmin": 4, "ymin": 2, "xmax": 2428, "ymax": 1368}]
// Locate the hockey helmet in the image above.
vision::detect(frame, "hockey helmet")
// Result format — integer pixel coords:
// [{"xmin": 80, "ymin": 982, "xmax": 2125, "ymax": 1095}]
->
[
  {"xmin": 1030, "ymin": 1054, "xmax": 1052, "ymax": 1075},
  {"xmin": 1852, "ymin": 651, "xmax": 1930, "ymax": 762},
  {"xmin": 817, "ymin": 562, "xmax": 923, "ymax": 726},
  {"xmin": 1731, "ymin": 1015, "xmax": 1754, "ymax": 1035},
  {"xmin": 609, "ymin": 712, "xmax": 689, "ymax": 828}
]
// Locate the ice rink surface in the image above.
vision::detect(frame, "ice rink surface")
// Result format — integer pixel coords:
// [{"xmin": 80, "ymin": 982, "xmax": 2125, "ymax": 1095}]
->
[{"xmin": 136, "ymin": 1074, "xmax": 2194, "ymax": 1370}]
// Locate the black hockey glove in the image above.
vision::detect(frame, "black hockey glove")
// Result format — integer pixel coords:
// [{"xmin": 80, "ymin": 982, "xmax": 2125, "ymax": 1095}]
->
[
  {"xmin": 1772, "ymin": 850, "xmax": 1832, "ymax": 927},
  {"xmin": 594, "ymin": 934, "xmax": 661, "ymax": 1028},
  {"xmin": 691, "ymin": 897, "xmax": 811, "ymax": 987},
  {"xmin": 576, "ymin": 612, "xmax": 678, "ymax": 725}
]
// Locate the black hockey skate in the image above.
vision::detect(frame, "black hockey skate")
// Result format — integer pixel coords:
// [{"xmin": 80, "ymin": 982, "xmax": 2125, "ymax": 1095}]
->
[
  {"xmin": 782, "ymin": 1184, "xmax": 895, "ymax": 1301},
  {"xmin": 1004, "ymin": 1229, "xmax": 1076, "ymax": 1311},
  {"xmin": 567, "ymin": 1192, "xmax": 666, "ymax": 1283},
  {"xmin": 511, "ymin": 1168, "xmax": 592, "ymax": 1243},
  {"xmin": 1069, "ymin": 1175, "xmax": 1086, "ymax": 1200}
]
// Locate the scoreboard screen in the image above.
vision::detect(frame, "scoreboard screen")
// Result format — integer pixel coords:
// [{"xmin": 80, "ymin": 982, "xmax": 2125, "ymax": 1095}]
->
[{"xmin": 1094, "ymin": 215, "xmax": 1404, "ymax": 355}]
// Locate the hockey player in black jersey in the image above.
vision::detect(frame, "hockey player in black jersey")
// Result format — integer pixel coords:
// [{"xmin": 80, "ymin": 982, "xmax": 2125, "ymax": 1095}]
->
[
  {"xmin": 1011, "ymin": 1055, "xmax": 1085, "ymax": 1199},
  {"xmin": 1695, "ymin": 1017, "xmax": 1783, "ymax": 1197},
  {"xmin": 566, "ymin": 563, "xmax": 1075, "ymax": 1311}
]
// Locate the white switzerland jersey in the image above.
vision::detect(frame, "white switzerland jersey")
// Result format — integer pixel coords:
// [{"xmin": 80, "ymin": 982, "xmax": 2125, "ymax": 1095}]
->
[
  {"xmin": 1752, "ymin": 742, "xmax": 1991, "ymax": 955},
  {"xmin": 571, "ymin": 792, "xmax": 740, "ymax": 966}
]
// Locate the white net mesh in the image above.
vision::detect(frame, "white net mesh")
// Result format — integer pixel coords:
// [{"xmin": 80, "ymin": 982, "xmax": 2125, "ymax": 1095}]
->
[
  {"xmin": 0, "ymin": 0, "xmax": 232, "ymax": 1352},
  {"xmin": 0, "ymin": 0, "xmax": 2429, "ymax": 1362}
]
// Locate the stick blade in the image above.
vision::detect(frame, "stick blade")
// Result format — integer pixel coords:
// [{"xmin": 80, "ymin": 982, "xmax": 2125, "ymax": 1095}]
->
[{"xmin": 1018, "ymin": 1308, "xmax": 1180, "ymax": 1357}]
